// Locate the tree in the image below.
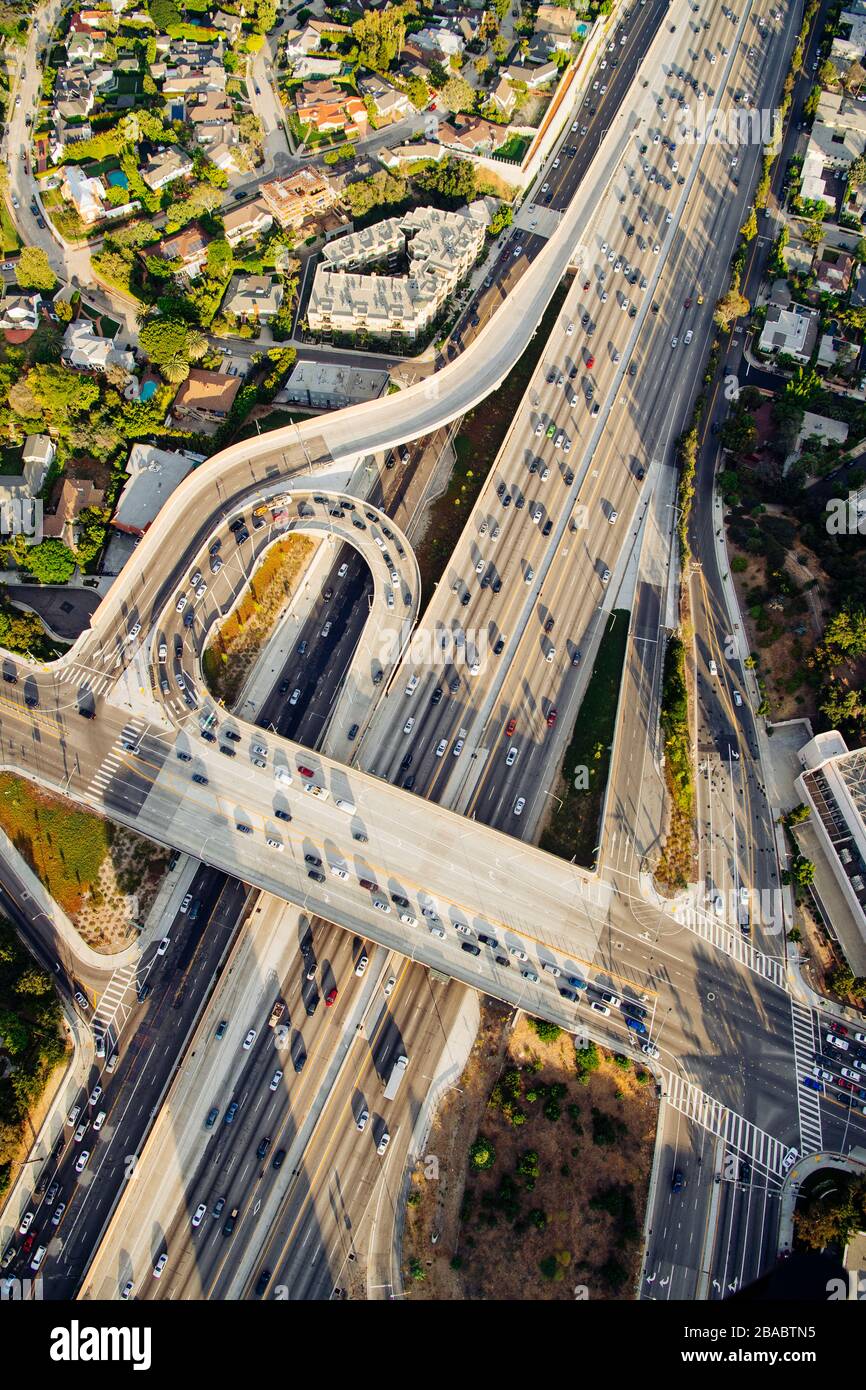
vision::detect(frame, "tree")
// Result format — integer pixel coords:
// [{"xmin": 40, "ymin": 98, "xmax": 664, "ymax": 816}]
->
[
  {"xmin": 351, "ymin": 6, "xmax": 406, "ymax": 71},
  {"xmin": 29, "ymin": 364, "xmax": 98, "ymax": 418},
  {"xmin": 469, "ymin": 1137, "xmax": 495, "ymax": 1171},
  {"xmin": 15, "ymin": 246, "xmax": 56, "ymax": 292},
  {"xmin": 714, "ymin": 283, "xmax": 750, "ymax": 331},
  {"xmin": 529, "ymin": 1017, "xmax": 562, "ymax": 1043},
  {"xmin": 417, "ymin": 156, "xmax": 477, "ymax": 206},
  {"xmin": 817, "ymin": 58, "xmax": 838, "ymax": 89},
  {"xmin": 802, "ymin": 218, "xmax": 824, "ymax": 248},
  {"xmin": 206, "ymin": 238, "xmax": 233, "ymax": 280},
  {"xmin": 439, "ymin": 75, "xmax": 475, "ymax": 114},
  {"xmin": 740, "ymin": 207, "xmax": 758, "ymax": 241},
  {"xmin": 24, "ymin": 539, "xmax": 76, "ymax": 584},
  {"xmin": 720, "ymin": 411, "xmax": 756, "ymax": 453},
  {"xmin": 139, "ymin": 317, "xmax": 192, "ymax": 368}
]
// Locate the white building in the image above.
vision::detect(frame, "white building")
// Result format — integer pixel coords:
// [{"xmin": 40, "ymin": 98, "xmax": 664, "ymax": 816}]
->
[
  {"xmin": 797, "ymin": 731, "xmax": 866, "ymax": 954},
  {"xmin": 757, "ymin": 302, "xmax": 821, "ymax": 363},
  {"xmin": 112, "ymin": 443, "xmax": 200, "ymax": 536},
  {"xmin": 141, "ymin": 147, "xmax": 194, "ymax": 191},
  {"xmin": 59, "ymin": 164, "xmax": 106, "ymax": 224},
  {"xmin": 276, "ymin": 361, "xmax": 390, "ymax": 409},
  {"xmin": 62, "ymin": 321, "xmax": 135, "ymax": 374},
  {"xmin": 308, "ymin": 204, "xmax": 486, "ymax": 340}
]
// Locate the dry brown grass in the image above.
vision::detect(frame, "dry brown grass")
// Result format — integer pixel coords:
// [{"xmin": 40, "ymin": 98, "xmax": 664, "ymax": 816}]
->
[
  {"xmin": 202, "ymin": 533, "xmax": 317, "ymax": 705},
  {"xmin": 403, "ymin": 1008, "xmax": 656, "ymax": 1300}
]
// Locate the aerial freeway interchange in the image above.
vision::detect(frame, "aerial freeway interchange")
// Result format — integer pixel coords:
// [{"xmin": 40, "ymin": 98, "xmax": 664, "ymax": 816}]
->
[{"xmin": 0, "ymin": 0, "xmax": 838, "ymax": 1208}]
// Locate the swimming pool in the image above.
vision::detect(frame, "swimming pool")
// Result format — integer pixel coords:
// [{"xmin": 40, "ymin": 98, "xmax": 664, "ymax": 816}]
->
[
  {"xmin": 139, "ymin": 380, "xmax": 157, "ymax": 401},
  {"xmin": 106, "ymin": 170, "xmax": 129, "ymax": 189}
]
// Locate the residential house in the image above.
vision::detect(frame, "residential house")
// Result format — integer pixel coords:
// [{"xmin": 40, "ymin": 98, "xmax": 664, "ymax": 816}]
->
[
  {"xmin": 438, "ymin": 114, "xmax": 511, "ymax": 154},
  {"xmin": 111, "ymin": 444, "xmax": 199, "ymax": 536},
  {"xmin": 147, "ymin": 224, "xmax": 210, "ymax": 279},
  {"xmin": 284, "ymin": 26, "xmax": 320, "ymax": 60},
  {"xmin": 22, "ymin": 436, "xmax": 55, "ymax": 492},
  {"xmin": 63, "ymin": 320, "xmax": 135, "ymax": 374},
  {"xmin": 817, "ymin": 319, "xmax": 863, "ymax": 375},
  {"xmin": 291, "ymin": 54, "xmax": 342, "ymax": 80},
  {"xmin": 260, "ymin": 169, "xmax": 340, "ymax": 232},
  {"xmin": 305, "ymin": 17, "xmax": 352, "ymax": 41},
  {"xmin": 42, "ymin": 476, "xmax": 105, "ymax": 544},
  {"xmin": 221, "ymin": 199, "xmax": 274, "ymax": 247},
  {"xmin": 208, "ymin": 142, "xmax": 242, "ymax": 174},
  {"xmin": 295, "ymin": 79, "xmax": 368, "ymax": 138},
  {"xmin": 53, "ymin": 75, "xmax": 95, "ymax": 121},
  {"xmin": 222, "ymin": 274, "xmax": 284, "ymax": 322},
  {"xmin": 378, "ymin": 141, "xmax": 446, "ymax": 169},
  {"xmin": 490, "ymin": 76, "xmax": 517, "ymax": 117},
  {"xmin": 831, "ymin": 9, "xmax": 866, "ymax": 65},
  {"xmin": 0, "ymin": 294, "xmax": 41, "ymax": 333},
  {"xmin": 66, "ymin": 31, "xmax": 98, "ymax": 63},
  {"xmin": 187, "ymin": 92, "xmax": 235, "ymax": 146},
  {"xmin": 502, "ymin": 60, "xmax": 559, "ymax": 90},
  {"xmin": 358, "ymin": 73, "xmax": 413, "ymax": 123},
  {"xmin": 801, "ymin": 91, "xmax": 866, "ymax": 200},
  {"xmin": 50, "ymin": 118, "xmax": 94, "ymax": 162},
  {"xmin": 814, "ymin": 251, "xmax": 855, "ymax": 294},
  {"xmin": 757, "ymin": 301, "xmax": 821, "ymax": 362},
  {"xmin": 162, "ymin": 61, "xmax": 226, "ymax": 97},
  {"xmin": 851, "ymin": 262, "xmax": 866, "ymax": 308},
  {"xmin": 171, "ymin": 369, "xmax": 242, "ymax": 427},
  {"xmin": 141, "ymin": 147, "xmax": 194, "ymax": 191},
  {"xmin": 59, "ymin": 164, "xmax": 106, "ymax": 224},
  {"xmin": 413, "ymin": 25, "xmax": 465, "ymax": 61},
  {"xmin": 534, "ymin": 3, "xmax": 578, "ymax": 47},
  {"xmin": 211, "ymin": 10, "xmax": 244, "ymax": 41}
]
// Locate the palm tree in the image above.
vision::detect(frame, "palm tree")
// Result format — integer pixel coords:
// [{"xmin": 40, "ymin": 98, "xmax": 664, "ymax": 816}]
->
[{"xmin": 162, "ymin": 355, "xmax": 190, "ymax": 384}]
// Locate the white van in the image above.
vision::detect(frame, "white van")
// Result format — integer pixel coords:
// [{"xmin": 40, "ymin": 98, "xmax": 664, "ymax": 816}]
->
[
  {"xmin": 30, "ymin": 1245, "xmax": 47, "ymax": 1272},
  {"xmin": 274, "ymin": 767, "xmax": 292, "ymax": 785},
  {"xmin": 334, "ymin": 797, "xmax": 356, "ymax": 815}
]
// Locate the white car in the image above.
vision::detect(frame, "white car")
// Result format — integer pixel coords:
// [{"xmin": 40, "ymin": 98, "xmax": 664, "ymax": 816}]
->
[
  {"xmin": 684, "ymin": 330, "xmax": 693, "ymax": 345},
  {"xmin": 75, "ymin": 1150, "xmax": 91, "ymax": 1174},
  {"xmin": 532, "ymin": 507, "xmax": 543, "ymax": 524},
  {"xmin": 377, "ymin": 1131, "xmax": 391, "ymax": 1156},
  {"xmin": 330, "ymin": 865, "xmax": 349, "ymax": 880},
  {"xmin": 435, "ymin": 739, "xmax": 448, "ymax": 757},
  {"xmin": 153, "ymin": 1253, "xmax": 168, "ymax": 1278},
  {"xmin": 513, "ymin": 796, "xmax": 526, "ymax": 816},
  {"xmin": 355, "ymin": 952, "xmax": 368, "ymax": 977},
  {"xmin": 18, "ymin": 1211, "xmax": 34, "ymax": 1235},
  {"xmin": 243, "ymin": 1028, "xmax": 257, "ymax": 1050},
  {"xmin": 356, "ymin": 1109, "xmax": 369, "ymax": 1132},
  {"xmin": 733, "ymin": 690, "xmax": 743, "ymax": 707},
  {"xmin": 399, "ymin": 913, "xmax": 416, "ymax": 926},
  {"xmin": 709, "ymin": 659, "xmax": 718, "ymax": 676},
  {"xmin": 403, "ymin": 718, "xmax": 415, "ymax": 735},
  {"xmin": 474, "ymin": 558, "xmax": 484, "ymax": 574},
  {"xmin": 509, "ymin": 947, "xmax": 528, "ymax": 961},
  {"xmin": 429, "ymin": 925, "xmax": 446, "ymax": 940},
  {"xmin": 337, "ymin": 563, "xmax": 348, "ymax": 578},
  {"xmin": 566, "ymin": 321, "xmax": 574, "ymax": 335},
  {"xmin": 522, "ymin": 970, "xmax": 539, "ymax": 983},
  {"xmin": 195, "ymin": 583, "xmax": 206, "ymax": 599},
  {"xmin": 781, "ymin": 1147, "xmax": 799, "ymax": 1174},
  {"xmin": 671, "ymin": 337, "xmax": 678, "ymax": 349},
  {"xmin": 88, "ymin": 1084, "xmax": 102, "ymax": 1106},
  {"xmin": 192, "ymin": 1203, "xmax": 207, "ymax": 1227},
  {"xmin": 156, "ymin": 936, "xmax": 170, "ymax": 956},
  {"xmin": 176, "ymin": 595, "xmax": 187, "ymax": 613},
  {"xmin": 269, "ymin": 1069, "xmax": 283, "ymax": 1091},
  {"xmin": 590, "ymin": 1002, "xmax": 610, "ymax": 1016},
  {"xmin": 266, "ymin": 838, "xmax": 284, "ymax": 851},
  {"xmin": 545, "ymin": 647, "xmax": 555, "ymax": 663},
  {"xmin": 641, "ymin": 1042, "xmax": 660, "ymax": 1059},
  {"xmin": 506, "ymin": 747, "xmax": 518, "ymax": 767},
  {"xmin": 384, "ymin": 977, "xmax": 396, "ymax": 996},
  {"xmin": 92, "ymin": 1110, "xmax": 107, "ymax": 1132},
  {"xmin": 128, "ymin": 622, "xmax": 141, "ymax": 640},
  {"xmin": 289, "ymin": 688, "xmax": 300, "ymax": 705},
  {"xmin": 67, "ymin": 1105, "xmax": 81, "ymax": 1127},
  {"xmin": 321, "ymin": 621, "xmax": 331, "ymax": 638}
]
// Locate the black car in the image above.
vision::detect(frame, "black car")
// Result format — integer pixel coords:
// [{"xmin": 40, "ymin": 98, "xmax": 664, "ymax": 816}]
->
[
  {"xmin": 492, "ymin": 577, "xmax": 502, "ymax": 593},
  {"xmin": 542, "ymin": 520, "xmax": 552, "ymax": 537},
  {"xmin": 478, "ymin": 933, "xmax": 499, "ymax": 948},
  {"xmin": 274, "ymin": 808, "xmax": 291, "ymax": 821},
  {"xmin": 401, "ymin": 752, "xmax": 413, "ymax": 770},
  {"xmin": 235, "ymin": 527, "xmax": 250, "ymax": 543},
  {"xmin": 201, "ymin": 729, "xmax": 216, "ymax": 742},
  {"xmin": 192, "ymin": 773, "xmax": 208, "ymax": 785},
  {"xmin": 461, "ymin": 591, "xmax": 470, "ymax": 607},
  {"xmin": 305, "ymin": 853, "xmax": 321, "ymax": 866},
  {"xmin": 257, "ymin": 1136, "xmax": 271, "ymax": 1160},
  {"xmin": 493, "ymin": 637, "xmax": 505, "ymax": 655},
  {"xmin": 393, "ymin": 893, "xmax": 410, "ymax": 908},
  {"xmin": 219, "ymin": 744, "xmax": 236, "ymax": 757},
  {"xmin": 348, "ymin": 723, "xmax": 359, "ymax": 740},
  {"xmin": 403, "ymin": 774, "xmax": 416, "ymax": 791},
  {"xmin": 279, "ymin": 679, "xmax": 290, "ymax": 695},
  {"xmin": 559, "ymin": 987, "xmax": 577, "ymax": 1002},
  {"xmin": 431, "ymin": 686, "xmax": 443, "ymax": 704},
  {"xmin": 272, "ymin": 1147, "xmax": 287, "ymax": 1168},
  {"xmin": 177, "ymin": 750, "xmax": 192, "ymax": 763},
  {"xmin": 254, "ymin": 1269, "xmax": 271, "ymax": 1297},
  {"xmin": 461, "ymin": 942, "xmax": 481, "ymax": 956},
  {"xmin": 671, "ymin": 1169, "xmax": 685, "ymax": 1193},
  {"xmin": 308, "ymin": 869, "xmax": 325, "ymax": 883},
  {"xmin": 212, "ymin": 1196, "xmax": 226, "ymax": 1218},
  {"xmin": 323, "ymin": 587, "xmax": 333, "ymax": 601}
]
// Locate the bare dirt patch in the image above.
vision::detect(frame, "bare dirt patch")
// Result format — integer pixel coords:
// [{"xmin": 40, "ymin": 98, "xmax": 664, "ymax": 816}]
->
[
  {"xmin": 0, "ymin": 774, "xmax": 172, "ymax": 952},
  {"xmin": 202, "ymin": 533, "xmax": 317, "ymax": 705},
  {"xmin": 403, "ymin": 1005, "xmax": 656, "ymax": 1300},
  {"xmin": 726, "ymin": 507, "xmax": 830, "ymax": 721}
]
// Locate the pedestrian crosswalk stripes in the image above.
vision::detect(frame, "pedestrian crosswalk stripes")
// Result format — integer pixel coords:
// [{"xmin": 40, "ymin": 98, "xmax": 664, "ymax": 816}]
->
[
  {"xmin": 660, "ymin": 1067, "xmax": 794, "ymax": 1177},
  {"xmin": 629, "ymin": 893, "xmax": 788, "ymax": 991},
  {"xmin": 789, "ymin": 999, "xmax": 824, "ymax": 1154}
]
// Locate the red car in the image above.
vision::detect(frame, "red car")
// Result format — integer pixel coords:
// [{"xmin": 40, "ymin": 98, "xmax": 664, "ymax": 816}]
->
[
  {"xmin": 547, "ymin": 708, "xmax": 557, "ymax": 728},
  {"xmin": 829, "ymin": 1021, "xmax": 848, "ymax": 1036},
  {"xmin": 297, "ymin": 765, "xmax": 314, "ymax": 779},
  {"xmin": 505, "ymin": 718, "xmax": 517, "ymax": 737},
  {"xmin": 325, "ymin": 988, "xmax": 338, "ymax": 1007},
  {"xmin": 582, "ymin": 280, "xmax": 590, "ymax": 291},
  {"xmin": 21, "ymin": 1232, "xmax": 36, "ymax": 1256},
  {"xmin": 684, "ymin": 298, "xmax": 692, "ymax": 308},
  {"xmin": 586, "ymin": 354, "xmax": 595, "ymax": 370}
]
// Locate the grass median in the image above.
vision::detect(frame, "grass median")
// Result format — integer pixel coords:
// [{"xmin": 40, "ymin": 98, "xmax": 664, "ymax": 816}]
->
[{"xmin": 540, "ymin": 610, "xmax": 630, "ymax": 869}]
